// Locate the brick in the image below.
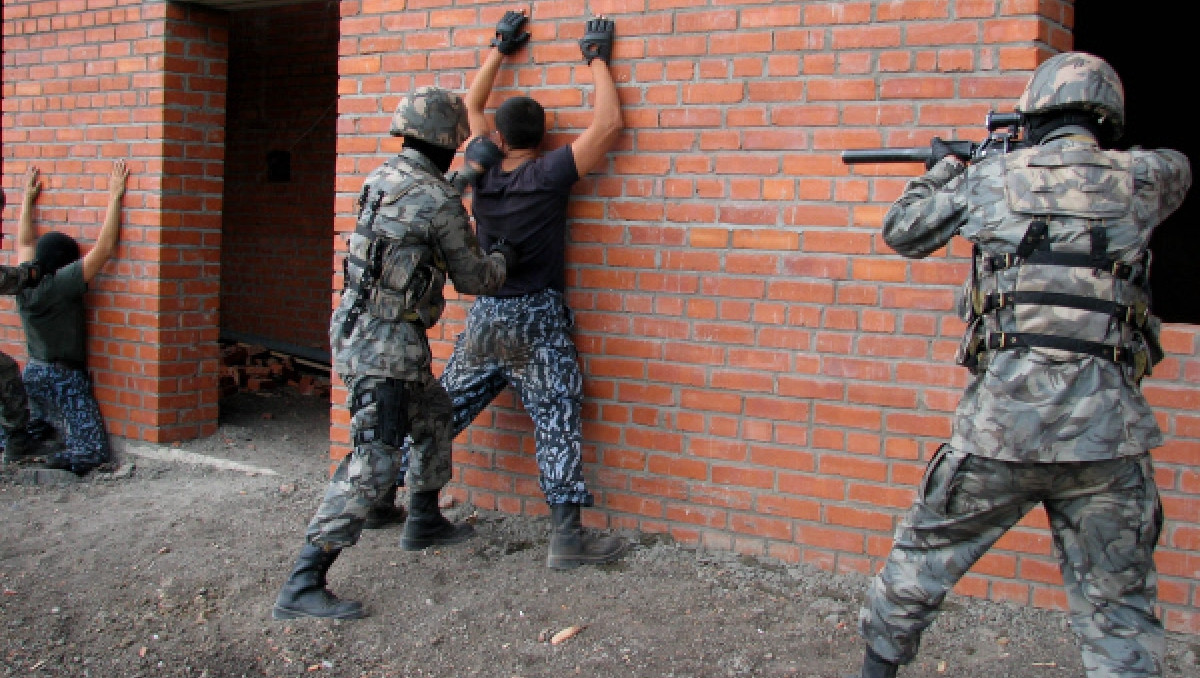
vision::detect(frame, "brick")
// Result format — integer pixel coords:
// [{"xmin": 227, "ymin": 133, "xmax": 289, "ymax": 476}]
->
[{"xmin": 13, "ymin": 0, "xmax": 1200, "ymax": 635}]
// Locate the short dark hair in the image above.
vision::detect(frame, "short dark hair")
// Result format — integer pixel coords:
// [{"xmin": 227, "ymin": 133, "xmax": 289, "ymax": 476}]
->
[{"xmin": 495, "ymin": 96, "xmax": 545, "ymax": 150}]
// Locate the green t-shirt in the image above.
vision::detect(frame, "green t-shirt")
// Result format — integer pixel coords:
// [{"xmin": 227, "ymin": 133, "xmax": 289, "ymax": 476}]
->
[{"xmin": 17, "ymin": 260, "xmax": 87, "ymax": 365}]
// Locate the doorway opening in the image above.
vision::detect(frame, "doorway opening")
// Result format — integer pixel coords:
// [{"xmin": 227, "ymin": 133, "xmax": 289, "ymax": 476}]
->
[{"xmin": 220, "ymin": 2, "xmax": 339, "ymax": 362}]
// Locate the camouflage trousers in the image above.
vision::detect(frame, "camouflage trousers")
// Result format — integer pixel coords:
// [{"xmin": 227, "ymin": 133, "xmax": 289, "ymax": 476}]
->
[
  {"xmin": 859, "ymin": 445, "xmax": 1164, "ymax": 677},
  {"xmin": 23, "ymin": 359, "xmax": 110, "ymax": 466},
  {"xmin": 0, "ymin": 351, "xmax": 30, "ymax": 438},
  {"xmin": 439, "ymin": 289, "xmax": 592, "ymax": 506},
  {"xmin": 305, "ymin": 371, "xmax": 454, "ymax": 550}
]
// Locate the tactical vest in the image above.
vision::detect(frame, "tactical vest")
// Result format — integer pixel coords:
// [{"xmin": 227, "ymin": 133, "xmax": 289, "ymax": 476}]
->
[
  {"xmin": 341, "ymin": 159, "xmax": 449, "ymax": 336},
  {"xmin": 957, "ymin": 143, "xmax": 1163, "ymax": 381}
]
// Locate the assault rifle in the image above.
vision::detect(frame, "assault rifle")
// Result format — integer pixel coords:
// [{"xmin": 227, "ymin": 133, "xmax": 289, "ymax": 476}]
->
[{"xmin": 841, "ymin": 112, "xmax": 1026, "ymax": 166}]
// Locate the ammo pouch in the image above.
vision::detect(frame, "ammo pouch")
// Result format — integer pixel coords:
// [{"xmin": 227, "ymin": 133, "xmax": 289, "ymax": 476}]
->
[
  {"xmin": 954, "ymin": 317, "xmax": 985, "ymax": 374},
  {"xmin": 344, "ymin": 172, "xmax": 449, "ymax": 331},
  {"xmin": 351, "ymin": 379, "xmax": 409, "ymax": 448},
  {"xmin": 368, "ymin": 246, "xmax": 447, "ymax": 329}
]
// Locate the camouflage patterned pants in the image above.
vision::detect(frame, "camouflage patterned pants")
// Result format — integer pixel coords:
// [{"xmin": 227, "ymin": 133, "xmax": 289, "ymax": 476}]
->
[
  {"xmin": 0, "ymin": 351, "xmax": 30, "ymax": 439},
  {"xmin": 858, "ymin": 445, "xmax": 1164, "ymax": 677},
  {"xmin": 439, "ymin": 289, "xmax": 592, "ymax": 506},
  {"xmin": 22, "ymin": 359, "xmax": 109, "ymax": 466},
  {"xmin": 305, "ymin": 371, "xmax": 454, "ymax": 550}
]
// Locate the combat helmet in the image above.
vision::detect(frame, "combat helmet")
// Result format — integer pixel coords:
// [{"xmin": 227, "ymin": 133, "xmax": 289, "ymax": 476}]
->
[
  {"xmin": 389, "ymin": 86, "xmax": 469, "ymax": 150},
  {"xmin": 1016, "ymin": 51, "xmax": 1124, "ymax": 139}
]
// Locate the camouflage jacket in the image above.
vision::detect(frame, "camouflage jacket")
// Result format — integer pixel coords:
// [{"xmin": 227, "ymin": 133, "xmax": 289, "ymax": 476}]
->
[
  {"xmin": 883, "ymin": 128, "xmax": 1191, "ymax": 462},
  {"xmin": 330, "ymin": 149, "xmax": 507, "ymax": 381},
  {"xmin": 0, "ymin": 264, "xmax": 35, "ymax": 295}
]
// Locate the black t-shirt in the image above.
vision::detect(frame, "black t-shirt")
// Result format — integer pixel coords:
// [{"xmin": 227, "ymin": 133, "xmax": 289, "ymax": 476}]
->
[
  {"xmin": 17, "ymin": 260, "xmax": 87, "ymax": 365},
  {"xmin": 471, "ymin": 144, "xmax": 579, "ymax": 297}
]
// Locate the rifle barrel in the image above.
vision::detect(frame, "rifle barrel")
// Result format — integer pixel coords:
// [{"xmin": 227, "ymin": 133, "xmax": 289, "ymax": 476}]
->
[{"xmin": 841, "ymin": 148, "xmax": 931, "ymax": 164}]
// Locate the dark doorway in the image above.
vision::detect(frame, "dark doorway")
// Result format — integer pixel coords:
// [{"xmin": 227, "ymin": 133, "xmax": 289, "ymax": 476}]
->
[
  {"xmin": 221, "ymin": 2, "xmax": 339, "ymax": 361},
  {"xmin": 1075, "ymin": 5, "xmax": 1197, "ymax": 324}
]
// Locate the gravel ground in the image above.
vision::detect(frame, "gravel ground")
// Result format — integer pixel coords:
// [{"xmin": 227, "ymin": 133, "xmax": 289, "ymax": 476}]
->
[{"xmin": 2, "ymin": 388, "xmax": 1198, "ymax": 678}]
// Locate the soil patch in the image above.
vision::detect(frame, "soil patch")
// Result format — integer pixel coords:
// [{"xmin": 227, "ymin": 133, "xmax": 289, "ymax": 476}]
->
[{"xmin": 2, "ymin": 388, "xmax": 1197, "ymax": 677}]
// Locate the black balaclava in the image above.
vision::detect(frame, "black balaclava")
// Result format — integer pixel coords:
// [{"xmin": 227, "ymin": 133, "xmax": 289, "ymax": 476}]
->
[
  {"xmin": 35, "ymin": 231, "xmax": 81, "ymax": 276},
  {"xmin": 403, "ymin": 136, "xmax": 456, "ymax": 175}
]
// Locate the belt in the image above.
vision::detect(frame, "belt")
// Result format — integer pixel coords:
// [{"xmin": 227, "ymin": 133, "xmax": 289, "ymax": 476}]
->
[{"xmin": 31, "ymin": 357, "xmax": 86, "ymax": 372}]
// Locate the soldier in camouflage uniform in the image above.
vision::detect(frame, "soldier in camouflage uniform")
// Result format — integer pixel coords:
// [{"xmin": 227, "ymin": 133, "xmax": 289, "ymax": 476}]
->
[
  {"xmin": 0, "ymin": 260, "xmax": 43, "ymax": 463},
  {"xmin": 850, "ymin": 53, "xmax": 1190, "ymax": 678},
  {"xmin": 272, "ymin": 86, "xmax": 513, "ymax": 621}
]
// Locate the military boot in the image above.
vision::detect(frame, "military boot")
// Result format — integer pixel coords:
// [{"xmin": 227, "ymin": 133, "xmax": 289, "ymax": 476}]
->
[
  {"xmin": 845, "ymin": 648, "xmax": 899, "ymax": 678},
  {"xmin": 363, "ymin": 485, "xmax": 407, "ymax": 530},
  {"xmin": 546, "ymin": 503, "xmax": 626, "ymax": 570},
  {"xmin": 400, "ymin": 490, "xmax": 475, "ymax": 551},
  {"xmin": 271, "ymin": 544, "xmax": 366, "ymax": 620}
]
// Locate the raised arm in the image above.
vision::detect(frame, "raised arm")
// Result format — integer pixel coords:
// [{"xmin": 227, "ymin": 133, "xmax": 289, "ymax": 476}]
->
[
  {"xmin": 450, "ymin": 10, "xmax": 529, "ymax": 193},
  {"xmin": 16, "ymin": 167, "xmax": 42, "ymax": 265},
  {"xmin": 570, "ymin": 17, "xmax": 623, "ymax": 177},
  {"xmin": 881, "ymin": 159, "xmax": 969, "ymax": 259},
  {"xmin": 466, "ymin": 9, "xmax": 529, "ymax": 138},
  {"xmin": 81, "ymin": 159, "xmax": 129, "ymax": 283}
]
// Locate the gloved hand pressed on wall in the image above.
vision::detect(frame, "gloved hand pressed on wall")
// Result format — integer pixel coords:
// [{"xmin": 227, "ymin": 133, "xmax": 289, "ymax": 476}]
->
[
  {"xmin": 491, "ymin": 10, "xmax": 530, "ymax": 55},
  {"xmin": 578, "ymin": 16, "xmax": 614, "ymax": 65}
]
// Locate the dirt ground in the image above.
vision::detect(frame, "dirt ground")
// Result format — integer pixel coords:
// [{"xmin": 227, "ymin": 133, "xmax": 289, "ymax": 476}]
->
[{"xmin": 2, "ymin": 387, "xmax": 1198, "ymax": 678}]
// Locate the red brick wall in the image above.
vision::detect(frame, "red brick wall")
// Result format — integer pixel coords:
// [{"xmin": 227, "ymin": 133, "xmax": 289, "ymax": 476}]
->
[
  {"xmin": 335, "ymin": 1, "xmax": 1200, "ymax": 634},
  {"xmin": 2, "ymin": 2, "xmax": 226, "ymax": 443},
  {"xmin": 221, "ymin": 3, "xmax": 337, "ymax": 353},
  {"xmin": 5, "ymin": 0, "xmax": 1197, "ymax": 636}
]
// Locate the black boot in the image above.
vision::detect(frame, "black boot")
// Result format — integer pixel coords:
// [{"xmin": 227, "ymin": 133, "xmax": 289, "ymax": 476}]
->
[
  {"xmin": 43, "ymin": 451, "xmax": 103, "ymax": 476},
  {"xmin": 364, "ymin": 485, "xmax": 407, "ymax": 530},
  {"xmin": 546, "ymin": 503, "xmax": 626, "ymax": 570},
  {"xmin": 272, "ymin": 544, "xmax": 366, "ymax": 620},
  {"xmin": 2, "ymin": 428, "xmax": 39, "ymax": 463},
  {"xmin": 845, "ymin": 648, "xmax": 899, "ymax": 678},
  {"xmin": 400, "ymin": 490, "xmax": 474, "ymax": 551}
]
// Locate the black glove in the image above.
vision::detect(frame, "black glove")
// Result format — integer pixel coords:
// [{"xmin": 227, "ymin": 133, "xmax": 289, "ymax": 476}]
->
[
  {"xmin": 489, "ymin": 237, "xmax": 519, "ymax": 270},
  {"xmin": 578, "ymin": 17, "xmax": 614, "ymax": 65},
  {"xmin": 17, "ymin": 261, "xmax": 41, "ymax": 288},
  {"xmin": 464, "ymin": 136, "xmax": 504, "ymax": 171},
  {"xmin": 491, "ymin": 10, "xmax": 530, "ymax": 55},
  {"xmin": 926, "ymin": 137, "xmax": 972, "ymax": 170}
]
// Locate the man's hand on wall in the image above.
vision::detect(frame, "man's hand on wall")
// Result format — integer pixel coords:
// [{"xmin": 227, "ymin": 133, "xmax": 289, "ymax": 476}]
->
[
  {"xmin": 491, "ymin": 10, "xmax": 530, "ymax": 55},
  {"xmin": 22, "ymin": 166, "xmax": 41, "ymax": 205},
  {"xmin": 579, "ymin": 16, "xmax": 614, "ymax": 65}
]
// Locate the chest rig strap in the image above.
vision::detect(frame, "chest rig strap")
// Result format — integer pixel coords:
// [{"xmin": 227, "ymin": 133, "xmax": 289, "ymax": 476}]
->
[
  {"xmin": 970, "ymin": 218, "xmax": 1155, "ymax": 376},
  {"xmin": 981, "ymin": 220, "xmax": 1146, "ymax": 283}
]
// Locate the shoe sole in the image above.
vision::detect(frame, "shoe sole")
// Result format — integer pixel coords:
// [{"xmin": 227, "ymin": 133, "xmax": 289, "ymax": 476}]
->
[{"xmin": 271, "ymin": 604, "xmax": 366, "ymax": 620}]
